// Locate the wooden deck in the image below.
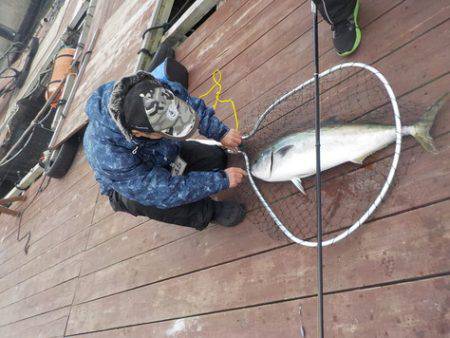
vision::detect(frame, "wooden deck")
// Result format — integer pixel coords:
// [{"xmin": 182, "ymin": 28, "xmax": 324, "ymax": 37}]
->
[{"xmin": 0, "ymin": 0, "xmax": 449, "ymax": 336}]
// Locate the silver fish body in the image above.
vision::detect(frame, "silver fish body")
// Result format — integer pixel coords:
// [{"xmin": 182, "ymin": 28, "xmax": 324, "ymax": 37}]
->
[
  {"xmin": 251, "ymin": 124, "xmax": 404, "ymax": 181},
  {"xmin": 250, "ymin": 94, "xmax": 446, "ymax": 191}
]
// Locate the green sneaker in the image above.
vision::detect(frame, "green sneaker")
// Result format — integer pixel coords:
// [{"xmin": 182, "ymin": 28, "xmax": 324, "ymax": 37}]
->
[{"xmin": 332, "ymin": 0, "xmax": 361, "ymax": 57}]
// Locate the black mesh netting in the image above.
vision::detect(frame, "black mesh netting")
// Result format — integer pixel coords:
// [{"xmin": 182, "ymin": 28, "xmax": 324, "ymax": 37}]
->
[{"xmin": 218, "ymin": 64, "xmax": 422, "ymax": 243}]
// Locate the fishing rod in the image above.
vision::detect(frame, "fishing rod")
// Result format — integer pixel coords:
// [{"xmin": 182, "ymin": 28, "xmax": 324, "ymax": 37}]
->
[{"xmin": 311, "ymin": 1, "xmax": 324, "ymax": 337}]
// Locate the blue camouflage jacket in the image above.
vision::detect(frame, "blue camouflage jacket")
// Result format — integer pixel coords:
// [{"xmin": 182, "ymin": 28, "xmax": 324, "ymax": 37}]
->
[{"xmin": 83, "ymin": 71, "xmax": 230, "ymax": 208}]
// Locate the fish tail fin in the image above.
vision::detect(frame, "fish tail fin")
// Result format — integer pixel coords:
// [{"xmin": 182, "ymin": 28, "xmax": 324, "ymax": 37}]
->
[{"xmin": 411, "ymin": 93, "xmax": 448, "ymax": 154}]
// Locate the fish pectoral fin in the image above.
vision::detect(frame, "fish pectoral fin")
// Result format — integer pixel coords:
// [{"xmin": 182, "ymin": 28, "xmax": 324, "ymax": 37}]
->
[
  {"xmin": 351, "ymin": 155, "xmax": 368, "ymax": 165},
  {"xmin": 291, "ymin": 177, "xmax": 306, "ymax": 195}
]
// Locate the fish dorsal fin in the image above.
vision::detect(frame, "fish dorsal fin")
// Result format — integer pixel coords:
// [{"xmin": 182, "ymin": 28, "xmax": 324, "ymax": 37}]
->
[
  {"xmin": 351, "ymin": 155, "xmax": 367, "ymax": 165},
  {"xmin": 291, "ymin": 177, "xmax": 306, "ymax": 195},
  {"xmin": 275, "ymin": 144, "xmax": 294, "ymax": 157},
  {"xmin": 321, "ymin": 116, "xmax": 340, "ymax": 126}
]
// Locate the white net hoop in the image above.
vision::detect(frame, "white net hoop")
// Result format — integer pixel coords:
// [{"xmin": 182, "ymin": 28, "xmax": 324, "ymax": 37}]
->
[{"xmin": 241, "ymin": 62, "xmax": 402, "ymax": 247}]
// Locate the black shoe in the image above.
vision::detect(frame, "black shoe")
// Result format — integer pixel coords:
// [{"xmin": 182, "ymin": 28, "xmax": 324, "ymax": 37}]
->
[
  {"xmin": 332, "ymin": 0, "xmax": 361, "ymax": 57},
  {"xmin": 212, "ymin": 201, "xmax": 246, "ymax": 227}
]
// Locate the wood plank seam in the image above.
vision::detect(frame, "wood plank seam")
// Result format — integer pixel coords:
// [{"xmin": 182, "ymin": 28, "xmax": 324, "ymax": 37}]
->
[
  {"xmin": 0, "ymin": 304, "xmax": 72, "ymax": 330},
  {"xmin": 86, "ymin": 218, "xmax": 148, "ymax": 249},
  {"xmin": 0, "ymin": 202, "xmax": 94, "ymax": 263},
  {"xmin": 0, "ymin": 219, "xmax": 92, "ymax": 286},
  {"xmin": 187, "ymin": 0, "xmax": 309, "ymax": 93},
  {"xmin": 72, "ymin": 191, "xmax": 450, "ymax": 307},
  {"xmin": 0, "ymin": 307, "xmax": 71, "ymax": 334},
  {"xmin": 0, "ymin": 234, "xmax": 89, "ymax": 302},
  {"xmin": 68, "ymin": 170, "xmax": 449, "ymax": 308},
  {"xmin": 11, "ymin": 164, "xmax": 93, "ymax": 226},
  {"xmin": 218, "ymin": 0, "xmax": 445, "ymax": 123},
  {"xmin": 0, "ymin": 172, "xmax": 95, "ymax": 253},
  {"xmin": 178, "ymin": 0, "xmax": 253, "ymax": 62},
  {"xmin": 79, "ymin": 231, "xmax": 197, "ymax": 278},
  {"xmin": 63, "ymin": 187, "xmax": 100, "ymax": 338},
  {"xmin": 249, "ymin": 130, "xmax": 450, "ymax": 214},
  {"xmin": 212, "ymin": 0, "xmax": 409, "ymax": 119},
  {"xmin": 0, "ymin": 197, "xmax": 96, "ymax": 279},
  {"xmin": 399, "ymin": 71, "xmax": 450, "ymax": 99},
  {"xmin": 64, "ymin": 273, "xmax": 450, "ymax": 336},
  {"xmin": 1, "ymin": 79, "xmax": 447, "ymax": 310},
  {"xmin": 0, "ymin": 276, "xmax": 79, "ymax": 311}
]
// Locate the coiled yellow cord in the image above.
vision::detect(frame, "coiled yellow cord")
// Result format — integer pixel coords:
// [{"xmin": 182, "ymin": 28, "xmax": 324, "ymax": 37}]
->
[{"xmin": 199, "ymin": 69, "xmax": 239, "ymax": 130}]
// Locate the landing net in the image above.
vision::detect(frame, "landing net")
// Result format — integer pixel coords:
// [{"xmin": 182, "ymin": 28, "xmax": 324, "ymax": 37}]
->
[{"xmin": 228, "ymin": 62, "xmax": 402, "ymax": 247}]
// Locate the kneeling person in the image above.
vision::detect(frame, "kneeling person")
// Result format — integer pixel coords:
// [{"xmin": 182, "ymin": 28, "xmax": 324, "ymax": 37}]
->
[{"xmin": 83, "ymin": 72, "xmax": 246, "ymax": 230}]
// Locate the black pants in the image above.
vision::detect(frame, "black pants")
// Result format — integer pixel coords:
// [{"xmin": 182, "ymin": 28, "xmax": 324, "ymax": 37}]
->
[
  {"xmin": 313, "ymin": 0, "xmax": 357, "ymax": 25},
  {"xmin": 108, "ymin": 141, "xmax": 227, "ymax": 230}
]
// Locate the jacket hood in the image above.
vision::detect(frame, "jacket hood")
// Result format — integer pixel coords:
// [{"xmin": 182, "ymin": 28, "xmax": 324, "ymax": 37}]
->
[{"xmin": 108, "ymin": 71, "xmax": 162, "ymax": 142}]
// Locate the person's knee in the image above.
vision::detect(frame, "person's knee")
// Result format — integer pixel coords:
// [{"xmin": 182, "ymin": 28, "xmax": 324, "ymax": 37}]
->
[{"xmin": 210, "ymin": 146, "xmax": 227, "ymax": 169}]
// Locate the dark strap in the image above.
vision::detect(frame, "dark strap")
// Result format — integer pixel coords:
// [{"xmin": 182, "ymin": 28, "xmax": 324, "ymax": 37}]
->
[
  {"xmin": 141, "ymin": 23, "xmax": 170, "ymax": 39},
  {"xmin": 137, "ymin": 48, "xmax": 152, "ymax": 56}
]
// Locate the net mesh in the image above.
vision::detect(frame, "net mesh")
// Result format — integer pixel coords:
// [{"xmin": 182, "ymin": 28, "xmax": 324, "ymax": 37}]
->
[{"xmin": 220, "ymin": 64, "xmax": 419, "ymax": 243}]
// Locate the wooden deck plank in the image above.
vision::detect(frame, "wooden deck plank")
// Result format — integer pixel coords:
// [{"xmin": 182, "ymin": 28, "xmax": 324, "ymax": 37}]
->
[
  {"xmin": 0, "ymin": 168, "xmax": 95, "ymax": 245},
  {"xmin": 0, "ymin": 229, "xmax": 89, "ymax": 295},
  {"xmin": 21, "ymin": 150, "xmax": 92, "ymax": 218},
  {"xmin": 190, "ymin": 0, "xmax": 402, "ymax": 109},
  {"xmin": 18, "ymin": 170, "xmax": 97, "ymax": 228},
  {"xmin": 74, "ymin": 138, "xmax": 450, "ymax": 304},
  {"xmin": 176, "ymin": 0, "xmax": 250, "ymax": 61},
  {"xmin": 0, "ymin": 179, "xmax": 97, "ymax": 271},
  {"xmin": 74, "ymin": 72, "xmax": 450, "ymax": 305},
  {"xmin": 91, "ymin": 192, "xmax": 114, "ymax": 224},
  {"xmin": 66, "ymin": 198, "xmax": 450, "ymax": 333},
  {"xmin": 263, "ymin": 132, "xmax": 450, "ymax": 241},
  {"xmin": 0, "ymin": 1, "xmax": 447, "ymax": 336},
  {"xmin": 0, "ymin": 307, "xmax": 70, "ymax": 338},
  {"xmin": 0, "ymin": 254, "xmax": 82, "ymax": 309},
  {"xmin": 185, "ymin": 0, "xmax": 305, "ymax": 91},
  {"xmin": 0, "ymin": 157, "xmax": 92, "ymax": 244},
  {"xmin": 0, "ymin": 208, "xmax": 92, "ymax": 282},
  {"xmin": 219, "ymin": 0, "xmax": 450, "ymax": 125},
  {"xmin": 181, "ymin": 0, "xmax": 274, "ymax": 75},
  {"xmin": 72, "ymin": 276, "xmax": 450, "ymax": 338},
  {"xmin": 217, "ymin": 11, "xmax": 450, "ymax": 212},
  {"xmin": 224, "ymin": 72, "xmax": 450, "ymax": 212},
  {"xmin": 86, "ymin": 212, "xmax": 147, "ymax": 250},
  {"xmin": 52, "ymin": 0, "xmax": 157, "ymax": 148},
  {"xmin": 79, "ymin": 219, "xmax": 195, "ymax": 276},
  {"xmin": 0, "ymin": 279, "xmax": 77, "ymax": 327}
]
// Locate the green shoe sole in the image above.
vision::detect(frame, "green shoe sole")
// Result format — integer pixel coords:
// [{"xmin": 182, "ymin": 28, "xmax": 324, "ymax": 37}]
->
[{"xmin": 338, "ymin": 0, "xmax": 362, "ymax": 57}]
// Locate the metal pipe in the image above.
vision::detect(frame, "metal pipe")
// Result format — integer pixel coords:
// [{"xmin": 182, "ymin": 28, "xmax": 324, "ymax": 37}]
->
[
  {"xmin": 72, "ymin": 0, "xmax": 97, "ymax": 70},
  {"xmin": 0, "ymin": 23, "xmax": 16, "ymax": 42},
  {"xmin": 48, "ymin": 30, "xmax": 99, "ymax": 149},
  {"xmin": 135, "ymin": 0, "xmax": 175, "ymax": 71},
  {"xmin": 13, "ymin": 0, "xmax": 41, "ymax": 44},
  {"xmin": 4, "ymin": 162, "xmax": 44, "ymax": 199},
  {"xmin": 50, "ymin": 73, "xmax": 76, "ymax": 130},
  {"xmin": 312, "ymin": 2, "xmax": 324, "ymax": 337}
]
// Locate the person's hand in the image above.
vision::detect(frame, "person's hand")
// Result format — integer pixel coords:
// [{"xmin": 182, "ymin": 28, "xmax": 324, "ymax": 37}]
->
[
  {"xmin": 221, "ymin": 129, "xmax": 242, "ymax": 150},
  {"xmin": 224, "ymin": 167, "xmax": 246, "ymax": 188}
]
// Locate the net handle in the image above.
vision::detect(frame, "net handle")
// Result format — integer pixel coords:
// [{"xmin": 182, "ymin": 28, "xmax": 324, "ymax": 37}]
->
[{"xmin": 241, "ymin": 62, "xmax": 402, "ymax": 247}]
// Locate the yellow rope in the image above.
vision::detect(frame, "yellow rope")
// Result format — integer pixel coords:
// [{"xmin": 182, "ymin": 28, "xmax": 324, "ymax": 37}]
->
[{"xmin": 199, "ymin": 68, "xmax": 239, "ymax": 130}]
